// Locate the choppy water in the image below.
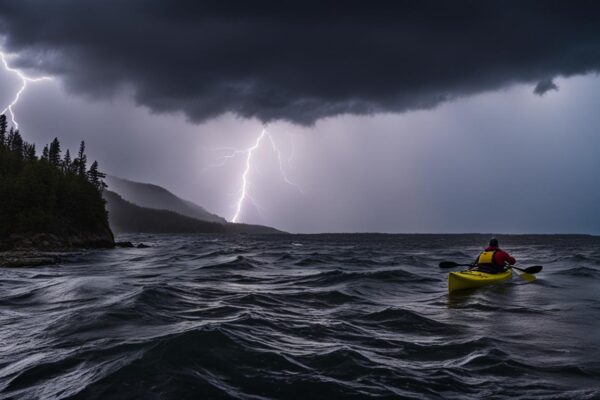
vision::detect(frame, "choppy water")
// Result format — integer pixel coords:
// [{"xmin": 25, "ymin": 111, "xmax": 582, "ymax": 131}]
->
[{"xmin": 1, "ymin": 234, "xmax": 600, "ymax": 399}]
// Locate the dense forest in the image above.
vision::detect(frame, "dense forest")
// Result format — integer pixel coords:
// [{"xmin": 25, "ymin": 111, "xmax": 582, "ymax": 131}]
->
[{"xmin": 0, "ymin": 114, "xmax": 113, "ymax": 249}]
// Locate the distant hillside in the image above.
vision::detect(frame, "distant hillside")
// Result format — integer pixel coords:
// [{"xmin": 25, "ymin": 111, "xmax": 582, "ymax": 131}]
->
[
  {"xmin": 104, "ymin": 190, "xmax": 283, "ymax": 234},
  {"xmin": 105, "ymin": 175, "xmax": 226, "ymax": 223},
  {"xmin": 225, "ymin": 222, "xmax": 287, "ymax": 235}
]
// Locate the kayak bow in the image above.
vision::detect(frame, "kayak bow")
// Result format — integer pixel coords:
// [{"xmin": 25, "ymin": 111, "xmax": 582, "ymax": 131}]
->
[{"xmin": 448, "ymin": 268, "xmax": 512, "ymax": 293}]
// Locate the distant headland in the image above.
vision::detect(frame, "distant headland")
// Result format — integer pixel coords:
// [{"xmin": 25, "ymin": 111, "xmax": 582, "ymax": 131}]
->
[{"xmin": 0, "ymin": 113, "xmax": 282, "ymax": 261}]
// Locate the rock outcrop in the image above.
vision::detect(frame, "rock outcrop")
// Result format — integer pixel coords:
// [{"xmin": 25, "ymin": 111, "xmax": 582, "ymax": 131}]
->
[{"xmin": 1, "ymin": 228, "xmax": 114, "ymax": 251}]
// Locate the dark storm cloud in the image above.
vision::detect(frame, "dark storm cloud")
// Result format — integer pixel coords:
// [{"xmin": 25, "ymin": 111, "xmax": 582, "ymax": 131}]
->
[
  {"xmin": 1, "ymin": 0, "xmax": 599, "ymax": 124},
  {"xmin": 534, "ymin": 79, "xmax": 559, "ymax": 96}
]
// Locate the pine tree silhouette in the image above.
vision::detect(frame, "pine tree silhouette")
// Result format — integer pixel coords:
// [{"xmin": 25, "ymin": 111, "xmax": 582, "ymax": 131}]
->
[
  {"xmin": 6, "ymin": 128, "xmax": 15, "ymax": 149},
  {"xmin": 41, "ymin": 145, "xmax": 49, "ymax": 161},
  {"xmin": 8, "ymin": 129, "xmax": 23, "ymax": 159},
  {"xmin": 63, "ymin": 149, "xmax": 72, "ymax": 172},
  {"xmin": 48, "ymin": 137, "xmax": 62, "ymax": 166},
  {"xmin": 87, "ymin": 160, "xmax": 104, "ymax": 189},
  {"xmin": 23, "ymin": 143, "xmax": 36, "ymax": 161},
  {"xmin": 75, "ymin": 141, "xmax": 87, "ymax": 176}
]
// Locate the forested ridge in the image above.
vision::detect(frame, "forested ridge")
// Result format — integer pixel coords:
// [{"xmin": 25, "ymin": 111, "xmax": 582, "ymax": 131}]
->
[
  {"xmin": 104, "ymin": 190, "xmax": 283, "ymax": 235},
  {"xmin": 0, "ymin": 114, "xmax": 113, "ymax": 249}
]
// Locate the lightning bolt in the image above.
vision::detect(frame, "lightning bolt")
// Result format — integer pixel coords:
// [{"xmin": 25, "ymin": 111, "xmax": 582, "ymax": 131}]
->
[
  {"xmin": 231, "ymin": 129, "xmax": 269, "ymax": 223},
  {"xmin": 206, "ymin": 128, "xmax": 301, "ymax": 223},
  {"xmin": 266, "ymin": 132, "xmax": 302, "ymax": 192},
  {"xmin": 0, "ymin": 51, "xmax": 52, "ymax": 129}
]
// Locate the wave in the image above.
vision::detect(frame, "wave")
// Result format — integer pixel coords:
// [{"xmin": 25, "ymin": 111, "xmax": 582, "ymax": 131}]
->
[
  {"xmin": 2, "ymin": 233, "xmax": 599, "ymax": 399},
  {"xmin": 552, "ymin": 266, "xmax": 600, "ymax": 278},
  {"xmin": 293, "ymin": 268, "xmax": 436, "ymax": 287},
  {"xmin": 281, "ymin": 289, "xmax": 361, "ymax": 307},
  {"xmin": 294, "ymin": 256, "xmax": 332, "ymax": 266},
  {"xmin": 202, "ymin": 255, "xmax": 262, "ymax": 270},
  {"xmin": 69, "ymin": 328, "xmax": 310, "ymax": 399},
  {"xmin": 353, "ymin": 307, "xmax": 463, "ymax": 335}
]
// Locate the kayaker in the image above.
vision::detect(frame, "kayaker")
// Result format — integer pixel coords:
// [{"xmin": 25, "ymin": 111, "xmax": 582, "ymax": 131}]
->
[{"xmin": 473, "ymin": 238, "xmax": 516, "ymax": 274}]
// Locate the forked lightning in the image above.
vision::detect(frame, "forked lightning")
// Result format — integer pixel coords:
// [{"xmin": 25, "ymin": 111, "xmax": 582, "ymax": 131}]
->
[
  {"xmin": 0, "ymin": 51, "xmax": 52, "ymax": 129},
  {"xmin": 209, "ymin": 128, "xmax": 301, "ymax": 223}
]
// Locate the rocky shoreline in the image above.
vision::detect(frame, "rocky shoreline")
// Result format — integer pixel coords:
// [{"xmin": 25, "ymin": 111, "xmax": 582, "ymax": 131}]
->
[
  {"xmin": 0, "ymin": 230, "xmax": 115, "ymax": 251},
  {"xmin": 0, "ymin": 230, "xmax": 114, "ymax": 268},
  {"xmin": 0, "ymin": 250, "xmax": 64, "ymax": 268},
  {"xmin": 0, "ymin": 236, "xmax": 150, "ymax": 268}
]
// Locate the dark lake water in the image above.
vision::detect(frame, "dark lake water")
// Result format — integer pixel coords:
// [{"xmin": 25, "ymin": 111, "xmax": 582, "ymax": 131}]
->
[{"xmin": 1, "ymin": 234, "xmax": 599, "ymax": 399}]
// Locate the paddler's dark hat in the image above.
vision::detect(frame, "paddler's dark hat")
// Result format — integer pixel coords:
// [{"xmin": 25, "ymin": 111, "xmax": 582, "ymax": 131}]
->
[{"xmin": 489, "ymin": 238, "xmax": 499, "ymax": 247}]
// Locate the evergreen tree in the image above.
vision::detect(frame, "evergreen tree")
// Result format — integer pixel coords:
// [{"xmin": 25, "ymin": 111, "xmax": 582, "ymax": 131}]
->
[
  {"xmin": 9, "ymin": 130, "xmax": 23, "ymax": 159},
  {"xmin": 63, "ymin": 149, "xmax": 72, "ymax": 172},
  {"xmin": 6, "ymin": 128, "xmax": 15, "ymax": 149},
  {"xmin": 87, "ymin": 160, "xmax": 106, "ymax": 189},
  {"xmin": 23, "ymin": 143, "xmax": 36, "ymax": 161},
  {"xmin": 41, "ymin": 145, "xmax": 49, "ymax": 161},
  {"xmin": 0, "ymin": 114, "xmax": 6, "ymax": 149},
  {"xmin": 48, "ymin": 137, "xmax": 61, "ymax": 166},
  {"xmin": 75, "ymin": 140, "xmax": 87, "ymax": 176}
]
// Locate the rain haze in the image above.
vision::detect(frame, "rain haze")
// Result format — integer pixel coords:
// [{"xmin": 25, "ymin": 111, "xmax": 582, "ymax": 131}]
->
[{"xmin": 1, "ymin": 0, "xmax": 599, "ymax": 233}]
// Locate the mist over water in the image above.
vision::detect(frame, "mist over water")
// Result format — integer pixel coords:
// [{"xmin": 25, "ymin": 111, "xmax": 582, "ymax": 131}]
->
[{"xmin": 1, "ymin": 234, "xmax": 599, "ymax": 399}]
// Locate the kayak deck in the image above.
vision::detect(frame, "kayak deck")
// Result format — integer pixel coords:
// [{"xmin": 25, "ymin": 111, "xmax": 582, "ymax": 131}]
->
[{"xmin": 448, "ymin": 269, "xmax": 512, "ymax": 293}]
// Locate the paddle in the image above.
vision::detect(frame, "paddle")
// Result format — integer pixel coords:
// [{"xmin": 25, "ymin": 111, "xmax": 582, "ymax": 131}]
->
[
  {"xmin": 513, "ymin": 265, "xmax": 542, "ymax": 274},
  {"xmin": 511, "ymin": 265, "xmax": 543, "ymax": 282},
  {"xmin": 438, "ymin": 261, "xmax": 543, "ymax": 282}
]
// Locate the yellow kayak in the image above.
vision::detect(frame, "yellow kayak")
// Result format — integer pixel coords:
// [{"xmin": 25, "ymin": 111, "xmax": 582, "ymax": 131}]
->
[{"xmin": 448, "ymin": 269, "xmax": 512, "ymax": 293}]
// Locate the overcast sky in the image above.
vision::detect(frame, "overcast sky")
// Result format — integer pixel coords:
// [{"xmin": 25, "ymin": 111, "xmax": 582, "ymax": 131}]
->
[{"xmin": 1, "ymin": 1, "xmax": 599, "ymax": 234}]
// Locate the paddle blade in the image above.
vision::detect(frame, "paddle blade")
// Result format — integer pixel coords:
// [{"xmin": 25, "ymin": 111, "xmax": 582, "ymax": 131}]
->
[
  {"xmin": 524, "ymin": 265, "xmax": 543, "ymax": 274},
  {"xmin": 439, "ymin": 261, "xmax": 459, "ymax": 269},
  {"xmin": 516, "ymin": 271, "xmax": 536, "ymax": 282}
]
